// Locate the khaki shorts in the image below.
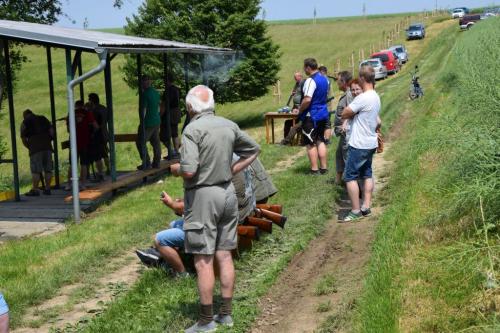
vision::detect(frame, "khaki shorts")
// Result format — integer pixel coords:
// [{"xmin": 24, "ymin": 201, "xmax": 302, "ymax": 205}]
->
[
  {"xmin": 30, "ymin": 150, "xmax": 53, "ymax": 174},
  {"xmin": 183, "ymin": 182, "xmax": 238, "ymax": 255}
]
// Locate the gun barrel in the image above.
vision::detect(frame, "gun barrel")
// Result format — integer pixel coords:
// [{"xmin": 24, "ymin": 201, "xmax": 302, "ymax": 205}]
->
[
  {"xmin": 245, "ymin": 216, "xmax": 273, "ymax": 233},
  {"xmin": 255, "ymin": 209, "xmax": 287, "ymax": 229}
]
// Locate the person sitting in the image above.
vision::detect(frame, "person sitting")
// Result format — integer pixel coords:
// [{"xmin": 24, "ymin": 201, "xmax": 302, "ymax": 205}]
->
[
  {"xmin": 20, "ymin": 109, "xmax": 54, "ymax": 196},
  {"xmin": 135, "ymin": 158, "xmax": 277, "ymax": 276}
]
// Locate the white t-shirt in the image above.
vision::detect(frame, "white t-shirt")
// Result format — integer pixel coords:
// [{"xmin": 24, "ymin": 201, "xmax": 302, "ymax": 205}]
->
[
  {"xmin": 347, "ymin": 90, "xmax": 381, "ymax": 149},
  {"xmin": 302, "ymin": 78, "xmax": 316, "ymax": 98}
]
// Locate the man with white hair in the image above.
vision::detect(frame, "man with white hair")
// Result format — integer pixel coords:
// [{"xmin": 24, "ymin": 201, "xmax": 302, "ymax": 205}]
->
[{"xmin": 170, "ymin": 85, "xmax": 260, "ymax": 332}]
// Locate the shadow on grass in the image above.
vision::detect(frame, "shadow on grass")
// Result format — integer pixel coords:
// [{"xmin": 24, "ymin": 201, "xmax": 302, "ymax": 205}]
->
[{"xmin": 233, "ymin": 113, "xmax": 265, "ymax": 130}]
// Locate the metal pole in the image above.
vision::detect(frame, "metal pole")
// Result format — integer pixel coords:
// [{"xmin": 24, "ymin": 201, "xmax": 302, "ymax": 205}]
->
[
  {"xmin": 182, "ymin": 53, "xmax": 190, "ymax": 132},
  {"xmin": 77, "ymin": 53, "xmax": 84, "ymax": 101},
  {"xmin": 104, "ymin": 54, "xmax": 117, "ymax": 182},
  {"xmin": 46, "ymin": 46, "xmax": 60, "ymax": 188},
  {"xmin": 66, "ymin": 48, "xmax": 108, "ymax": 223},
  {"xmin": 162, "ymin": 53, "xmax": 173, "ymax": 157},
  {"xmin": 2, "ymin": 40, "xmax": 20, "ymax": 201},
  {"xmin": 136, "ymin": 54, "xmax": 146, "ymax": 171}
]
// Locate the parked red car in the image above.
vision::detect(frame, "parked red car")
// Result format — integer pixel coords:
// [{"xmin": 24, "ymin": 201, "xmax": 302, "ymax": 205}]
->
[{"xmin": 370, "ymin": 50, "xmax": 400, "ymax": 74}]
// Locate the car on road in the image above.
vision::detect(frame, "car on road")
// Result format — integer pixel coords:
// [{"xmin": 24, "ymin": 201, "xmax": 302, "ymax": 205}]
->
[
  {"xmin": 459, "ymin": 15, "xmax": 481, "ymax": 30},
  {"xmin": 370, "ymin": 50, "xmax": 400, "ymax": 74},
  {"xmin": 406, "ymin": 23, "xmax": 425, "ymax": 40},
  {"xmin": 360, "ymin": 58, "xmax": 388, "ymax": 80},
  {"xmin": 389, "ymin": 45, "xmax": 409, "ymax": 64},
  {"xmin": 452, "ymin": 8, "xmax": 465, "ymax": 18}
]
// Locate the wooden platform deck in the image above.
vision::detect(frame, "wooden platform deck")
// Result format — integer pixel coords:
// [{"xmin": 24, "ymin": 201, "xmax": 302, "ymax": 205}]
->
[{"xmin": 0, "ymin": 159, "xmax": 177, "ymax": 233}]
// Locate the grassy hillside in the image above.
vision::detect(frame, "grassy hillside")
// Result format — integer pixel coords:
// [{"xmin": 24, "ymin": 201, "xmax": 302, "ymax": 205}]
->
[
  {"xmin": 350, "ymin": 18, "xmax": 499, "ymax": 332},
  {"xmin": 0, "ymin": 13, "xmax": 441, "ymax": 190}
]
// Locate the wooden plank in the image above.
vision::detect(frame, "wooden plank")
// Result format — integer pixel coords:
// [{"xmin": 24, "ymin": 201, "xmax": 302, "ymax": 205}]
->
[
  {"xmin": 65, "ymin": 159, "xmax": 178, "ymax": 202},
  {"xmin": 61, "ymin": 133, "xmax": 138, "ymax": 150}
]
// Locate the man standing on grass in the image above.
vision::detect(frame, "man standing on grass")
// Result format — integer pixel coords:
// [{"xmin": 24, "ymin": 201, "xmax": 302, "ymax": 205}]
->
[
  {"xmin": 170, "ymin": 85, "xmax": 259, "ymax": 332},
  {"xmin": 341, "ymin": 65, "xmax": 381, "ymax": 221},
  {"xmin": 333, "ymin": 70, "xmax": 353, "ymax": 185},
  {"xmin": 135, "ymin": 75, "xmax": 162, "ymax": 170},
  {"xmin": 298, "ymin": 58, "xmax": 330, "ymax": 174}
]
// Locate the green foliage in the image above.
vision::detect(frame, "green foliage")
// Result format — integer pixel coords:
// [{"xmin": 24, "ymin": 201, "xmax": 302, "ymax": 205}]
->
[
  {"xmin": 354, "ymin": 18, "xmax": 500, "ymax": 332},
  {"xmin": 123, "ymin": 0, "xmax": 280, "ymax": 103}
]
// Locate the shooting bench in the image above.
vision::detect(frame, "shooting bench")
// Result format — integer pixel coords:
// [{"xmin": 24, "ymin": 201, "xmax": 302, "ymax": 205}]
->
[{"xmin": 264, "ymin": 112, "xmax": 299, "ymax": 145}]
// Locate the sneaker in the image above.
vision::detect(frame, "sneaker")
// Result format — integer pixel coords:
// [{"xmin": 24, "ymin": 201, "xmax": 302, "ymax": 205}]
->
[
  {"xmin": 43, "ymin": 189, "xmax": 51, "ymax": 195},
  {"xmin": 136, "ymin": 248, "xmax": 161, "ymax": 267},
  {"xmin": 184, "ymin": 321, "xmax": 217, "ymax": 333},
  {"xmin": 137, "ymin": 163, "xmax": 151, "ymax": 170},
  {"xmin": 309, "ymin": 169, "xmax": 320, "ymax": 175},
  {"xmin": 361, "ymin": 208, "xmax": 372, "ymax": 217},
  {"xmin": 319, "ymin": 168, "xmax": 329, "ymax": 175},
  {"xmin": 175, "ymin": 271, "xmax": 191, "ymax": 279},
  {"xmin": 214, "ymin": 314, "xmax": 234, "ymax": 327},
  {"xmin": 341, "ymin": 211, "xmax": 362, "ymax": 223},
  {"xmin": 25, "ymin": 189, "xmax": 40, "ymax": 197}
]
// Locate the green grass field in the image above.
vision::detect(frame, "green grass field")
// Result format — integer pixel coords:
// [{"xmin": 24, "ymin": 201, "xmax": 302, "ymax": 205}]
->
[
  {"xmin": 0, "ymin": 12, "xmax": 438, "ymax": 190},
  {"xmin": 1, "ymin": 11, "xmax": 497, "ymax": 333}
]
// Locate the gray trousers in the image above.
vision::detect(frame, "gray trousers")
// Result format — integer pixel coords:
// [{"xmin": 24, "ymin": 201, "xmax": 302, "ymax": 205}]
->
[{"xmin": 136, "ymin": 125, "xmax": 161, "ymax": 166}]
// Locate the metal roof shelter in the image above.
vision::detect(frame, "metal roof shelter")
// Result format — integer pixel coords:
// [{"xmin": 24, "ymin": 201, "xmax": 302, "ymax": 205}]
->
[{"xmin": 0, "ymin": 20, "xmax": 234, "ymax": 223}]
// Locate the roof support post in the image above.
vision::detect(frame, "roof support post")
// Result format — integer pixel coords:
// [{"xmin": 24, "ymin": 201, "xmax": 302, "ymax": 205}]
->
[
  {"xmin": 136, "ymin": 54, "xmax": 147, "ymax": 175},
  {"xmin": 46, "ymin": 46, "xmax": 60, "ymax": 188},
  {"xmin": 182, "ymin": 53, "xmax": 190, "ymax": 133},
  {"xmin": 66, "ymin": 48, "xmax": 108, "ymax": 223},
  {"xmin": 2, "ymin": 39, "xmax": 20, "ymax": 201},
  {"xmin": 77, "ymin": 52, "xmax": 84, "ymax": 101},
  {"xmin": 162, "ymin": 53, "xmax": 172, "ymax": 157},
  {"xmin": 104, "ymin": 54, "xmax": 117, "ymax": 183}
]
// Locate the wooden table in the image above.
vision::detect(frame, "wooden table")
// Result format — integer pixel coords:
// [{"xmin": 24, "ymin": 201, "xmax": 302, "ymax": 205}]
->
[{"xmin": 264, "ymin": 112, "xmax": 299, "ymax": 144}]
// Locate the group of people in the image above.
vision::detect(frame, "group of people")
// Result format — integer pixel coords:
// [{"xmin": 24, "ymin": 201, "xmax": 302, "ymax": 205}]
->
[{"xmin": 282, "ymin": 58, "xmax": 381, "ymax": 222}]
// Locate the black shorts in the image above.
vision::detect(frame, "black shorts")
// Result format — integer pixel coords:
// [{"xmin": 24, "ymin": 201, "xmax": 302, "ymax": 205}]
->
[
  {"xmin": 301, "ymin": 117, "xmax": 327, "ymax": 145},
  {"xmin": 76, "ymin": 150, "xmax": 92, "ymax": 166}
]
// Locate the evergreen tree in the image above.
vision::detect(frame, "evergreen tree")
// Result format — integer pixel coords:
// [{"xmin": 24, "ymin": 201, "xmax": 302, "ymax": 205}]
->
[{"xmin": 123, "ymin": 0, "xmax": 281, "ymax": 103}]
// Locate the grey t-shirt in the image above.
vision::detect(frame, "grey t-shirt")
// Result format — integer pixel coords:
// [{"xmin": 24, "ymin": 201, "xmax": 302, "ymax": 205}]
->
[
  {"xmin": 180, "ymin": 112, "xmax": 260, "ymax": 190},
  {"xmin": 347, "ymin": 90, "xmax": 381, "ymax": 150},
  {"xmin": 334, "ymin": 90, "xmax": 353, "ymax": 136}
]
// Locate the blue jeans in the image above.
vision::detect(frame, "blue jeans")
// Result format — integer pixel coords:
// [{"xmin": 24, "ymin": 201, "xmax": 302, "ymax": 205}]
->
[
  {"xmin": 343, "ymin": 146, "xmax": 376, "ymax": 182},
  {"xmin": 155, "ymin": 219, "xmax": 185, "ymax": 248},
  {"xmin": 0, "ymin": 293, "xmax": 8, "ymax": 316}
]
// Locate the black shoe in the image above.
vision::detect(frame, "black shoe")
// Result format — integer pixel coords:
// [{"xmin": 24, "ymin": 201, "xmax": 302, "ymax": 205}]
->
[
  {"xmin": 361, "ymin": 208, "xmax": 372, "ymax": 217},
  {"xmin": 136, "ymin": 248, "xmax": 161, "ymax": 267},
  {"xmin": 309, "ymin": 169, "xmax": 320, "ymax": 175},
  {"xmin": 320, "ymin": 168, "xmax": 329, "ymax": 175},
  {"xmin": 137, "ymin": 163, "xmax": 151, "ymax": 171},
  {"xmin": 25, "ymin": 189, "xmax": 40, "ymax": 197},
  {"xmin": 151, "ymin": 163, "xmax": 160, "ymax": 169},
  {"xmin": 43, "ymin": 189, "xmax": 51, "ymax": 195}
]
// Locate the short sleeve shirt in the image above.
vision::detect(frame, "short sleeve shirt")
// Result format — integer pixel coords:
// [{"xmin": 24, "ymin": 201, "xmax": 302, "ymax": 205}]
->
[
  {"xmin": 142, "ymin": 87, "xmax": 161, "ymax": 128},
  {"xmin": 180, "ymin": 112, "xmax": 260, "ymax": 190},
  {"xmin": 334, "ymin": 90, "xmax": 353, "ymax": 136},
  {"xmin": 347, "ymin": 90, "xmax": 381, "ymax": 149},
  {"xmin": 302, "ymin": 78, "xmax": 317, "ymax": 98},
  {"xmin": 20, "ymin": 115, "xmax": 52, "ymax": 155},
  {"xmin": 75, "ymin": 109, "xmax": 95, "ymax": 151}
]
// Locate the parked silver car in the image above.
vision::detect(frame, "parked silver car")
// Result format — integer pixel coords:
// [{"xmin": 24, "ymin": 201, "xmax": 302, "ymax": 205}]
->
[
  {"xmin": 360, "ymin": 58, "xmax": 388, "ymax": 80},
  {"xmin": 389, "ymin": 45, "xmax": 409, "ymax": 64},
  {"xmin": 406, "ymin": 23, "xmax": 425, "ymax": 40}
]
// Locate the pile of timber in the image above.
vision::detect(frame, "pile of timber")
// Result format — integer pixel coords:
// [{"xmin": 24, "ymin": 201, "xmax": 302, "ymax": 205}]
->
[{"xmin": 237, "ymin": 204, "xmax": 286, "ymax": 250}]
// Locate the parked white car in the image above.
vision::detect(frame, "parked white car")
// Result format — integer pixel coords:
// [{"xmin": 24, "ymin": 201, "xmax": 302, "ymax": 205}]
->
[
  {"xmin": 360, "ymin": 58, "xmax": 388, "ymax": 80},
  {"xmin": 452, "ymin": 8, "xmax": 465, "ymax": 18}
]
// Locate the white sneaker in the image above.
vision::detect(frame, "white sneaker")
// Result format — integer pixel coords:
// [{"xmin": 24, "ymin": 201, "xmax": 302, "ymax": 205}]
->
[{"xmin": 184, "ymin": 321, "xmax": 216, "ymax": 333}]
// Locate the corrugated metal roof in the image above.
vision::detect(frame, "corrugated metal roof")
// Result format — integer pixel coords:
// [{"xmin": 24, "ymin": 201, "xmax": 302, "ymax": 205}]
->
[{"xmin": 0, "ymin": 20, "xmax": 233, "ymax": 54}]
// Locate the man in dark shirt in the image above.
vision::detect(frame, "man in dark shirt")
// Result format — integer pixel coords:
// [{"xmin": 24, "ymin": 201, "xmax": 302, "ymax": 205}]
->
[
  {"xmin": 20, "ymin": 109, "xmax": 54, "ymax": 196},
  {"xmin": 160, "ymin": 74, "xmax": 182, "ymax": 159}
]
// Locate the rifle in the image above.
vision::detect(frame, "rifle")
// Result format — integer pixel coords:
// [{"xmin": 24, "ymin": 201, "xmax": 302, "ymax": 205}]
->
[
  {"xmin": 245, "ymin": 216, "xmax": 273, "ymax": 233},
  {"xmin": 237, "ymin": 225, "xmax": 260, "ymax": 241},
  {"xmin": 255, "ymin": 208, "xmax": 287, "ymax": 229},
  {"xmin": 255, "ymin": 204, "xmax": 283, "ymax": 214}
]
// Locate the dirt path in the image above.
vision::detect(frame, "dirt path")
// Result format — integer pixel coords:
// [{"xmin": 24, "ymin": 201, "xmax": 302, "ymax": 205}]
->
[
  {"xmin": 251, "ymin": 144, "xmax": 392, "ymax": 333},
  {"xmin": 13, "ymin": 252, "xmax": 142, "ymax": 333}
]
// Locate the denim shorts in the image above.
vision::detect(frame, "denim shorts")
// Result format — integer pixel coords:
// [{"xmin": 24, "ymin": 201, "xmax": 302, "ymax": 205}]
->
[
  {"xmin": 0, "ymin": 293, "xmax": 8, "ymax": 316},
  {"xmin": 156, "ymin": 219, "xmax": 185, "ymax": 248},
  {"xmin": 343, "ymin": 146, "xmax": 376, "ymax": 182}
]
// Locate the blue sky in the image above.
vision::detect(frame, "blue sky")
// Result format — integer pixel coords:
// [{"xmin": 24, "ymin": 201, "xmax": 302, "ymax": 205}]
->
[{"xmin": 57, "ymin": 0, "xmax": 497, "ymax": 29}]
